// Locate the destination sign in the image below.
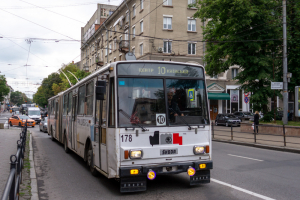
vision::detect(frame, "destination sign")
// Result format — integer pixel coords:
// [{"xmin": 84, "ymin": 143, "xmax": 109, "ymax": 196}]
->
[{"xmin": 117, "ymin": 63, "xmax": 204, "ymax": 78}]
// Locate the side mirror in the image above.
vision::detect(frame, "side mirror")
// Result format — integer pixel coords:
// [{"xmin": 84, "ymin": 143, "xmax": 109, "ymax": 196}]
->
[{"xmin": 96, "ymin": 81, "xmax": 106, "ymax": 100}]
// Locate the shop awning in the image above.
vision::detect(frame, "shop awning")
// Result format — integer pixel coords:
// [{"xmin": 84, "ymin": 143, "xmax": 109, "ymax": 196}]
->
[{"xmin": 208, "ymin": 93, "xmax": 230, "ymax": 100}]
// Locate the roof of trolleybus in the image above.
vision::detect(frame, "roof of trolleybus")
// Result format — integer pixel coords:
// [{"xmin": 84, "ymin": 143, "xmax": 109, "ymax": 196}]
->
[{"xmin": 48, "ymin": 61, "xmax": 206, "ymax": 101}]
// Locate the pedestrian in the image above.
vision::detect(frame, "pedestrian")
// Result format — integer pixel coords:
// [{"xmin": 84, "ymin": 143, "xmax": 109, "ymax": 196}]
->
[{"xmin": 254, "ymin": 111, "xmax": 260, "ymax": 134}]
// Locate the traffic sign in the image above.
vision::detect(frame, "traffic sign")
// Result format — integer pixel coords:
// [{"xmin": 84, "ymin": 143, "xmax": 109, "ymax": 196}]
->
[
  {"xmin": 244, "ymin": 92, "xmax": 250, "ymax": 97},
  {"xmin": 271, "ymin": 82, "xmax": 283, "ymax": 89},
  {"xmin": 244, "ymin": 96, "xmax": 249, "ymax": 104}
]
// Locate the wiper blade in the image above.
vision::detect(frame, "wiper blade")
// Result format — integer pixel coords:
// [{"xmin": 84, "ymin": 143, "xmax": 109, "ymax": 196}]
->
[
  {"xmin": 169, "ymin": 107, "xmax": 192, "ymax": 130},
  {"xmin": 118, "ymin": 109, "xmax": 149, "ymax": 131}
]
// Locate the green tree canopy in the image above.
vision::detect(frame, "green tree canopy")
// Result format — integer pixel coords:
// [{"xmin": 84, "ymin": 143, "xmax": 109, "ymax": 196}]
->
[
  {"xmin": 0, "ymin": 75, "xmax": 10, "ymax": 102},
  {"xmin": 33, "ymin": 63, "xmax": 90, "ymax": 107},
  {"xmin": 10, "ymin": 91, "xmax": 30, "ymax": 106},
  {"xmin": 193, "ymin": 0, "xmax": 284, "ymax": 113}
]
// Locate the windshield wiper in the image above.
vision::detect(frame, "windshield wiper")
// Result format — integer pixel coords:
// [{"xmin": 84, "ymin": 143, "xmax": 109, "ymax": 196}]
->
[
  {"xmin": 169, "ymin": 107, "xmax": 192, "ymax": 130},
  {"xmin": 118, "ymin": 109, "xmax": 149, "ymax": 131}
]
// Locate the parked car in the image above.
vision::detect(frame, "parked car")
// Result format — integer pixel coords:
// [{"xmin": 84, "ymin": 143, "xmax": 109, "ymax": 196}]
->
[
  {"xmin": 233, "ymin": 111, "xmax": 254, "ymax": 121},
  {"xmin": 39, "ymin": 117, "xmax": 48, "ymax": 133},
  {"xmin": 9, "ymin": 115, "xmax": 36, "ymax": 127},
  {"xmin": 215, "ymin": 114, "xmax": 241, "ymax": 127}
]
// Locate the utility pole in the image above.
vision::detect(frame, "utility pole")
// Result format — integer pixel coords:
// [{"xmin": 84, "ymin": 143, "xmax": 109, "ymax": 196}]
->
[{"xmin": 282, "ymin": 0, "xmax": 288, "ymax": 124}]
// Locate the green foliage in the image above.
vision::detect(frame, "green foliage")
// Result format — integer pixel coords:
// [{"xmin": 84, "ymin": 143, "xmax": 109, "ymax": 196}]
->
[
  {"xmin": 0, "ymin": 75, "xmax": 10, "ymax": 102},
  {"xmin": 287, "ymin": 1, "xmax": 300, "ymax": 92},
  {"xmin": 10, "ymin": 91, "xmax": 30, "ymax": 106},
  {"xmin": 33, "ymin": 63, "xmax": 90, "ymax": 107},
  {"xmin": 193, "ymin": 0, "xmax": 284, "ymax": 113}
]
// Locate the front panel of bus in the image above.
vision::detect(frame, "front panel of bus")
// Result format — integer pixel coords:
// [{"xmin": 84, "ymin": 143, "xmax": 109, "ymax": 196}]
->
[{"xmin": 115, "ymin": 62, "xmax": 212, "ymax": 191}]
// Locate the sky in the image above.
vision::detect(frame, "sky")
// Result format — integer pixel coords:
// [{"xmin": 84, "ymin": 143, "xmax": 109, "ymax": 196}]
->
[{"xmin": 0, "ymin": 0, "xmax": 123, "ymax": 99}]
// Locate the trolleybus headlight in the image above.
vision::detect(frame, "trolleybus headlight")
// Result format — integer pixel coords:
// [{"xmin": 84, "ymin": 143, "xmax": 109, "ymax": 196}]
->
[
  {"xmin": 187, "ymin": 167, "xmax": 196, "ymax": 176},
  {"xmin": 193, "ymin": 146, "xmax": 205, "ymax": 154},
  {"xmin": 129, "ymin": 149, "xmax": 143, "ymax": 159},
  {"xmin": 147, "ymin": 170, "xmax": 156, "ymax": 180},
  {"xmin": 199, "ymin": 164, "xmax": 206, "ymax": 169}
]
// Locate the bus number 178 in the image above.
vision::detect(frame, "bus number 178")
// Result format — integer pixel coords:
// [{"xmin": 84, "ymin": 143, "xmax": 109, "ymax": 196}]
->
[{"xmin": 121, "ymin": 135, "xmax": 132, "ymax": 142}]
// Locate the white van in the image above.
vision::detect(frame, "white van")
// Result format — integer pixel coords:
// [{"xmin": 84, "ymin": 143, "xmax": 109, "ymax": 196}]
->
[{"xmin": 27, "ymin": 107, "xmax": 41, "ymax": 124}]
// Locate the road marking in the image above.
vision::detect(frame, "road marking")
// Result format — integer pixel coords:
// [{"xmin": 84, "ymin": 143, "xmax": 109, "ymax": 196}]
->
[
  {"xmin": 228, "ymin": 154, "xmax": 264, "ymax": 162},
  {"xmin": 211, "ymin": 178, "xmax": 275, "ymax": 200}
]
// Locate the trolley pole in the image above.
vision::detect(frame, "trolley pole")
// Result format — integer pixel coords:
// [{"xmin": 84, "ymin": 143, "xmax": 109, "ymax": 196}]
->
[{"xmin": 282, "ymin": 0, "xmax": 288, "ymax": 125}]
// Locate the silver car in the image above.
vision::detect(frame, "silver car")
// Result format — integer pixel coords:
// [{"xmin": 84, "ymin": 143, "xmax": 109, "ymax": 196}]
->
[{"xmin": 39, "ymin": 117, "xmax": 48, "ymax": 133}]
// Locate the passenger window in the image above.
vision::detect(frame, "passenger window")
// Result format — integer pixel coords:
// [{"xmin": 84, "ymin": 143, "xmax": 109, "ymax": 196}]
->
[
  {"xmin": 86, "ymin": 81, "xmax": 94, "ymax": 116},
  {"xmin": 78, "ymin": 85, "xmax": 86, "ymax": 115},
  {"xmin": 108, "ymin": 78, "xmax": 115, "ymax": 127}
]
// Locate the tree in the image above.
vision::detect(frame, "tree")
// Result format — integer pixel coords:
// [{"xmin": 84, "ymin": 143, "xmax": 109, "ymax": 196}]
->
[
  {"xmin": 0, "ymin": 75, "xmax": 9, "ymax": 102},
  {"xmin": 10, "ymin": 91, "xmax": 28, "ymax": 106},
  {"xmin": 193, "ymin": 0, "xmax": 283, "ymax": 114}
]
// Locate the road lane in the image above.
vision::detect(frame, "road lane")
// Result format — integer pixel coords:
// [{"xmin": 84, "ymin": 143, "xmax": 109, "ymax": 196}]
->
[
  {"xmin": 31, "ymin": 126, "xmax": 283, "ymax": 200},
  {"xmin": 212, "ymin": 141, "xmax": 300, "ymax": 200}
]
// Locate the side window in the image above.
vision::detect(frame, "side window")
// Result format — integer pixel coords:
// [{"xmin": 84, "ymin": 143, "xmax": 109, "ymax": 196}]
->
[
  {"xmin": 108, "ymin": 78, "xmax": 115, "ymax": 127},
  {"xmin": 86, "ymin": 81, "xmax": 94, "ymax": 116},
  {"xmin": 78, "ymin": 85, "xmax": 86, "ymax": 115},
  {"xmin": 68, "ymin": 92, "xmax": 72, "ymax": 115},
  {"xmin": 63, "ymin": 94, "xmax": 67, "ymax": 115}
]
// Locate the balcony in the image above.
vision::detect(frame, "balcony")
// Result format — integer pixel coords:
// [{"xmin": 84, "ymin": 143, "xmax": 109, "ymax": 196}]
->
[
  {"xmin": 83, "ymin": 65, "xmax": 89, "ymax": 72},
  {"xmin": 95, "ymin": 56, "xmax": 104, "ymax": 66},
  {"xmin": 119, "ymin": 40, "xmax": 129, "ymax": 53}
]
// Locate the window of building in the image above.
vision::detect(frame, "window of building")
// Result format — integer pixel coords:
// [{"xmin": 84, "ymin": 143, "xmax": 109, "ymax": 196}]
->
[
  {"xmin": 232, "ymin": 68, "xmax": 239, "ymax": 79},
  {"xmin": 126, "ymin": 11, "xmax": 129, "ymax": 23},
  {"xmin": 132, "ymin": 47, "xmax": 135, "ymax": 55},
  {"xmin": 188, "ymin": 0, "xmax": 196, "ymax": 5},
  {"xmin": 86, "ymin": 81, "xmax": 94, "ymax": 115},
  {"xmin": 110, "ymin": 27, "xmax": 112, "ymax": 37},
  {"xmin": 125, "ymin": 30, "xmax": 129, "ymax": 40},
  {"xmin": 210, "ymin": 74, "xmax": 218, "ymax": 79},
  {"xmin": 109, "ymin": 43, "xmax": 112, "ymax": 53},
  {"xmin": 140, "ymin": 21, "xmax": 143, "ymax": 33},
  {"xmin": 105, "ymin": 46, "xmax": 107, "ymax": 56},
  {"xmin": 163, "ymin": 41, "xmax": 172, "ymax": 53},
  {"xmin": 132, "ymin": 26, "xmax": 136, "ymax": 38},
  {"xmin": 164, "ymin": 0, "xmax": 172, "ymax": 6},
  {"xmin": 188, "ymin": 43, "xmax": 196, "ymax": 54},
  {"xmin": 132, "ymin": 5, "xmax": 136, "ymax": 17},
  {"xmin": 78, "ymin": 85, "xmax": 86, "ymax": 115},
  {"xmin": 140, "ymin": 43, "xmax": 143, "ymax": 56},
  {"xmin": 114, "ymin": 38, "xmax": 117, "ymax": 50},
  {"xmin": 140, "ymin": 0, "xmax": 144, "ymax": 10},
  {"xmin": 188, "ymin": 19, "xmax": 196, "ymax": 31},
  {"xmin": 163, "ymin": 17, "xmax": 172, "ymax": 29}
]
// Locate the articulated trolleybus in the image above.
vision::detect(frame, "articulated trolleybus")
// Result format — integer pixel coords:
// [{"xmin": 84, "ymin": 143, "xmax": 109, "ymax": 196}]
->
[{"xmin": 48, "ymin": 60, "xmax": 212, "ymax": 192}]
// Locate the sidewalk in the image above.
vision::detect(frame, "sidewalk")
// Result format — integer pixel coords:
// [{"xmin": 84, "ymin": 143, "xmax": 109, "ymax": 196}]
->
[
  {"xmin": 212, "ymin": 124, "xmax": 300, "ymax": 153},
  {"xmin": 0, "ymin": 128, "xmax": 22, "ymax": 191}
]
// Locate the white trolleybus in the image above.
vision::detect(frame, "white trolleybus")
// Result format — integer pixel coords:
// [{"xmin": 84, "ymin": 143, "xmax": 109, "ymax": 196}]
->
[{"xmin": 48, "ymin": 60, "xmax": 212, "ymax": 193}]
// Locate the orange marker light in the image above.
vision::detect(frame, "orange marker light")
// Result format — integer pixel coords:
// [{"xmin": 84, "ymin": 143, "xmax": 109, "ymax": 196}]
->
[
  {"xmin": 199, "ymin": 164, "xmax": 206, "ymax": 169},
  {"xmin": 124, "ymin": 150, "xmax": 129, "ymax": 159},
  {"xmin": 130, "ymin": 169, "xmax": 139, "ymax": 175},
  {"xmin": 206, "ymin": 146, "xmax": 210, "ymax": 153}
]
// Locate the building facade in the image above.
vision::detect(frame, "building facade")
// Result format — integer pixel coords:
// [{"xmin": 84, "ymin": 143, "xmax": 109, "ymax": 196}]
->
[{"xmin": 80, "ymin": 0, "xmax": 289, "ymax": 120}]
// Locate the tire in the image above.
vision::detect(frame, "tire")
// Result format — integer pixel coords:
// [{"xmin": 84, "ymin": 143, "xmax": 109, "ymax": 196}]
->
[
  {"xmin": 10, "ymin": 121, "xmax": 12, "ymax": 127},
  {"xmin": 64, "ymin": 135, "xmax": 70, "ymax": 153},
  {"xmin": 87, "ymin": 143, "xmax": 99, "ymax": 176},
  {"xmin": 226, "ymin": 122, "xmax": 228, "ymax": 127},
  {"xmin": 32, "ymin": 126, "xmax": 35, "ymax": 128},
  {"xmin": 51, "ymin": 127, "xmax": 55, "ymax": 141},
  {"xmin": 19, "ymin": 122, "xmax": 22, "ymax": 127}
]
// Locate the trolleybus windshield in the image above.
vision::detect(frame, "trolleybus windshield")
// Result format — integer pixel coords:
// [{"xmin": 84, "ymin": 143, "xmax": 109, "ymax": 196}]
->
[{"xmin": 117, "ymin": 63, "xmax": 209, "ymax": 128}]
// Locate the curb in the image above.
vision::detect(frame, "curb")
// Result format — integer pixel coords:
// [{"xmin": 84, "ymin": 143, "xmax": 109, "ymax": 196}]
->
[
  {"xmin": 213, "ymin": 139, "xmax": 300, "ymax": 154},
  {"xmin": 29, "ymin": 134, "xmax": 39, "ymax": 200}
]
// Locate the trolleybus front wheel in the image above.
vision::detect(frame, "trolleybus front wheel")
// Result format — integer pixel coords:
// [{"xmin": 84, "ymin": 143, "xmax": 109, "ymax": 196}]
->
[{"xmin": 87, "ymin": 143, "xmax": 99, "ymax": 176}]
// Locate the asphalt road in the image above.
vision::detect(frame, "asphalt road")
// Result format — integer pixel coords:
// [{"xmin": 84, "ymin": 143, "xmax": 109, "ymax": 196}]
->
[{"xmin": 30, "ymin": 126, "xmax": 300, "ymax": 200}]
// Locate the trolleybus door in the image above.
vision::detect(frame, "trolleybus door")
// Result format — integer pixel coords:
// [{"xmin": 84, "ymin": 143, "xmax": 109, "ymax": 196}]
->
[{"xmin": 71, "ymin": 95, "xmax": 77, "ymax": 150}]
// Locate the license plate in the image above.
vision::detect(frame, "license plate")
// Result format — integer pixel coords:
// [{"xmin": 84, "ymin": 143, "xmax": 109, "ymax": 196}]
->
[{"xmin": 160, "ymin": 149, "xmax": 178, "ymax": 155}]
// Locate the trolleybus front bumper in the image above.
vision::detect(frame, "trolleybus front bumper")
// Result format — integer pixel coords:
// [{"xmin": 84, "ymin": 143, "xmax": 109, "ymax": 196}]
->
[{"xmin": 119, "ymin": 160, "xmax": 213, "ymax": 192}]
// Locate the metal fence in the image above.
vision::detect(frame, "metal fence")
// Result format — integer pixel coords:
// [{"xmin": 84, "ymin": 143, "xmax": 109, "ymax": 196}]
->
[
  {"xmin": 1, "ymin": 123, "xmax": 27, "ymax": 200},
  {"xmin": 212, "ymin": 122, "xmax": 300, "ymax": 149}
]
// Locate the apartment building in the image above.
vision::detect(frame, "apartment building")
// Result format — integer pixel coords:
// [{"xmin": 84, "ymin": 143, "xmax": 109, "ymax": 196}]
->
[{"xmin": 81, "ymin": 1, "xmax": 290, "ymax": 120}]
